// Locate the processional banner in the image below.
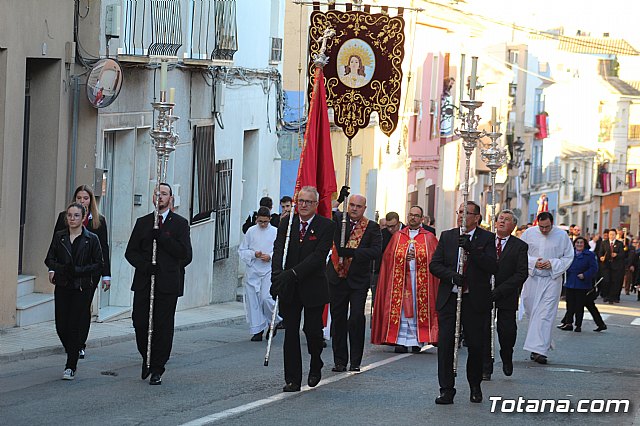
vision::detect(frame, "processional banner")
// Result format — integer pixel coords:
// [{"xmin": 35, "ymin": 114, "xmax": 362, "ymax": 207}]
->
[{"xmin": 307, "ymin": 9, "xmax": 405, "ymax": 139}]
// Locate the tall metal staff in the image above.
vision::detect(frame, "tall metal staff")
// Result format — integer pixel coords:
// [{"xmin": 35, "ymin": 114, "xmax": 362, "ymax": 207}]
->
[
  {"xmin": 480, "ymin": 111, "xmax": 507, "ymax": 368},
  {"xmin": 453, "ymin": 56, "xmax": 485, "ymax": 376},
  {"xmin": 264, "ymin": 27, "xmax": 336, "ymax": 366},
  {"xmin": 145, "ymin": 60, "xmax": 179, "ymax": 377}
]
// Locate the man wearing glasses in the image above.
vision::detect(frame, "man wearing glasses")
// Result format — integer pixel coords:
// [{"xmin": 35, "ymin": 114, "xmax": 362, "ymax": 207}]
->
[
  {"xmin": 372, "ymin": 206, "xmax": 439, "ymax": 355},
  {"xmin": 429, "ymin": 201, "xmax": 498, "ymax": 404},
  {"xmin": 327, "ymin": 194, "xmax": 381, "ymax": 373},
  {"xmin": 238, "ymin": 207, "xmax": 279, "ymax": 342},
  {"xmin": 271, "ymin": 186, "xmax": 334, "ymax": 392}
]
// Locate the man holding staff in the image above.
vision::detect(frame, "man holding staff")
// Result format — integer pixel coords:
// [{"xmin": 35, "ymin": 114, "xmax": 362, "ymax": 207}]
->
[
  {"xmin": 125, "ymin": 183, "xmax": 192, "ymax": 385},
  {"xmin": 327, "ymin": 194, "xmax": 381, "ymax": 372},
  {"xmin": 429, "ymin": 201, "xmax": 497, "ymax": 404},
  {"xmin": 270, "ymin": 186, "xmax": 334, "ymax": 392}
]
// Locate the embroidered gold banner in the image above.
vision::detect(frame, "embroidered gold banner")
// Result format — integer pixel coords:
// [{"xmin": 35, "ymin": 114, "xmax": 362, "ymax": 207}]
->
[{"xmin": 308, "ymin": 10, "xmax": 405, "ymax": 139}]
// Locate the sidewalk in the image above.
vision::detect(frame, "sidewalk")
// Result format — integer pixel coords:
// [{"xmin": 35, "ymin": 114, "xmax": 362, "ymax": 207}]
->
[{"xmin": 0, "ymin": 301, "xmax": 246, "ymax": 363}]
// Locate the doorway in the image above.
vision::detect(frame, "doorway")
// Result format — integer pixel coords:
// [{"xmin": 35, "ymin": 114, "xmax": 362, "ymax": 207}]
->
[{"xmin": 97, "ymin": 131, "xmax": 116, "ymax": 308}]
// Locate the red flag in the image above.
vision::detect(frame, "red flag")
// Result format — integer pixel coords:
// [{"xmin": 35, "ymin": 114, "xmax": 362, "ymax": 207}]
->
[{"xmin": 294, "ymin": 67, "xmax": 337, "ymax": 218}]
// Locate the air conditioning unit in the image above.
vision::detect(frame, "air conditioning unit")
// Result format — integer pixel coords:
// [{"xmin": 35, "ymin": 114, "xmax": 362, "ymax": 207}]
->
[
  {"xmin": 105, "ymin": 4, "xmax": 121, "ymax": 38},
  {"xmin": 270, "ymin": 37, "xmax": 283, "ymax": 63}
]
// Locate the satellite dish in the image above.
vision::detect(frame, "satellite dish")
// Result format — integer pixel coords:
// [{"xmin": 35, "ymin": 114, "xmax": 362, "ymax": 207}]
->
[{"xmin": 86, "ymin": 58, "xmax": 123, "ymax": 108}]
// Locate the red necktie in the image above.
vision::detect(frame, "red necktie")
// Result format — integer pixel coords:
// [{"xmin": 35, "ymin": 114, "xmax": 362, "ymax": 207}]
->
[
  {"xmin": 299, "ymin": 221, "xmax": 308, "ymax": 242},
  {"xmin": 496, "ymin": 238, "xmax": 504, "ymax": 259},
  {"xmin": 158, "ymin": 215, "xmax": 164, "ymax": 228}
]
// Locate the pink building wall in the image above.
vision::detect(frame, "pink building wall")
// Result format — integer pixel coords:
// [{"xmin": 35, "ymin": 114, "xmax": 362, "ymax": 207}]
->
[{"xmin": 406, "ymin": 53, "xmax": 445, "ymax": 219}]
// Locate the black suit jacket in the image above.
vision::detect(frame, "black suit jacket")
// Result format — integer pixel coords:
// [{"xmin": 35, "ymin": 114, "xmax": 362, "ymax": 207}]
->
[
  {"xmin": 422, "ymin": 224, "xmax": 436, "ymax": 236},
  {"xmin": 55, "ymin": 211, "xmax": 111, "ymax": 277},
  {"xmin": 327, "ymin": 216, "xmax": 382, "ymax": 289},
  {"xmin": 599, "ymin": 239, "xmax": 625, "ymax": 271},
  {"xmin": 125, "ymin": 211, "xmax": 193, "ymax": 296},
  {"xmin": 272, "ymin": 214, "xmax": 334, "ymax": 308},
  {"xmin": 493, "ymin": 235, "xmax": 529, "ymax": 310},
  {"xmin": 429, "ymin": 227, "xmax": 498, "ymax": 313}
]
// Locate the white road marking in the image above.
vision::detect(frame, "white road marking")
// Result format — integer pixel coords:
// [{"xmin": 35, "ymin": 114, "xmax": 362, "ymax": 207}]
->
[
  {"xmin": 582, "ymin": 313, "xmax": 611, "ymax": 322},
  {"xmin": 631, "ymin": 318, "xmax": 640, "ymax": 326},
  {"xmin": 179, "ymin": 349, "xmax": 430, "ymax": 425}
]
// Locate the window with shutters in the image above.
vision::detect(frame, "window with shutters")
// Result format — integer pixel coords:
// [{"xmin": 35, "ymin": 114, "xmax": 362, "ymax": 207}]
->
[{"xmin": 191, "ymin": 124, "xmax": 216, "ymax": 223}]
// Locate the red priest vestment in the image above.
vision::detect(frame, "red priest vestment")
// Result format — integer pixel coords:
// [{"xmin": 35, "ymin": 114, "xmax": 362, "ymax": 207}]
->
[{"xmin": 371, "ymin": 227, "xmax": 439, "ymax": 345}]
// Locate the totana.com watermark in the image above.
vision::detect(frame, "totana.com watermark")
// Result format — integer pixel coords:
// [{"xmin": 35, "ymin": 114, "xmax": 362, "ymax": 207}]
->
[{"xmin": 489, "ymin": 396, "xmax": 631, "ymax": 413}]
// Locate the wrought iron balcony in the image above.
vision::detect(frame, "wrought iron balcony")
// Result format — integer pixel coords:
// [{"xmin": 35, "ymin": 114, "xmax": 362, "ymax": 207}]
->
[
  {"xmin": 121, "ymin": 0, "xmax": 183, "ymax": 57},
  {"xmin": 186, "ymin": 0, "xmax": 238, "ymax": 62},
  {"xmin": 119, "ymin": 0, "xmax": 237, "ymax": 63}
]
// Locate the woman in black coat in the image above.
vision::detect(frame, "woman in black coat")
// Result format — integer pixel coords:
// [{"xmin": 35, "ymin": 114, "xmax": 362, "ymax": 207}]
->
[
  {"xmin": 46, "ymin": 203, "xmax": 103, "ymax": 380},
  {"xmin": 54, "ymin": 185, "xmax": 111, "ymax": 357}
]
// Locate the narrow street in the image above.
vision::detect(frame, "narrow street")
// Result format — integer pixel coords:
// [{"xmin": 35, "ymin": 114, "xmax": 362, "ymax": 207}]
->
[{"xmin": 2, "ymin": 296, "xmax": 639, "ymax": 425}]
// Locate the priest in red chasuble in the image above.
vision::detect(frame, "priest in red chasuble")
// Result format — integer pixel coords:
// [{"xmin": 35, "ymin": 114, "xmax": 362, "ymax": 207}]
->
[{"xmin": 372, "ymin": 205, "xmax": 439, "ymax": 352}]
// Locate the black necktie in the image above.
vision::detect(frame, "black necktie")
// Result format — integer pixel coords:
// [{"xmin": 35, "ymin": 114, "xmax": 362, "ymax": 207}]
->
[{"xmin": 300, "ymin": 221, "xmax": 308, "ymax": 242}]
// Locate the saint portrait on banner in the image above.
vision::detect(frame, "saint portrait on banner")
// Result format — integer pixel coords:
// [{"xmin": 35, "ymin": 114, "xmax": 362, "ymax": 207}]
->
[{"xmin": 337, "ymin": 39, "xmax": 375, "ymax": 89}]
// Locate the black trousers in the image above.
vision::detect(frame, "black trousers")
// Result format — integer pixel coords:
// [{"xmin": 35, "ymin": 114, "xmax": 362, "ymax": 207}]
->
[
  {"xmin": 132, "ymin": 289, "xmax": 179, "ymax": 375},
  {"xmin": 602, "ymin": 267, "xmax": 624, "ymax": 301},
  {"xmin": 608, "ymin": 268, "xmax": 624, "ymax": 302},
  {"xmin": 561, "ymin": 293, "xmax": 605, "ymax": 328},
  {"xmin": 79, "ymin": 284, "xmax": 98, "ymax": 350},
  {"xmin": 437, "ymin": 292, "xmax": 487, "ymax": 392},
  {"xmin": 328, "ymin": 281, "xmax": 368, "ymax": 367},
  {"xmin": 280, "ymin": 292, "xmax": 324, "ymax": 387},
  {"xmin": 54, "ymin": 286, "xmax": 94, "ymax": 371},
  {"xmin": 564, "ymin": 288, "xmax": 588, "ymax": 327},
  {"xmin": 482, "ymin": 308, "xmax": 517, "ymax": 374}
]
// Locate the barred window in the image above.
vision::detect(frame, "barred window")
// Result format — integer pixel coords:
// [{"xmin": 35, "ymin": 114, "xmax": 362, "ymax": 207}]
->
[
  {"xmin": 191, "ymin": 125, "xmax": 216, "ymax": 223},
  {"xmin": 214, "ymin": 159, "xmax": 233, "ymax": 261}
]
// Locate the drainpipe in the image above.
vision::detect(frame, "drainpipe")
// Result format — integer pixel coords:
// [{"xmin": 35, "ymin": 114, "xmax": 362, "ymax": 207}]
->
[{"xmin": 70, "ymin": 75, "xmax": 80, "ymax": 199}]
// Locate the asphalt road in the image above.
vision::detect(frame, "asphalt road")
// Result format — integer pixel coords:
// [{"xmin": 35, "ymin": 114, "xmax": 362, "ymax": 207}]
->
[{"xmin": 2, "ymin": 295, "xmax": 639, "ymax": 426}]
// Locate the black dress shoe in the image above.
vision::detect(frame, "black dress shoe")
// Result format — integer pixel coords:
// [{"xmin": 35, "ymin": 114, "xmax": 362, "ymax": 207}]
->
[
  {"xmin": 149, "ymin": 373, "xmax": 162, "ymax": 385},
  {"xmin": 482, "ymin": 373, "xmax": 491, "ymax": 381},
  {"xmin": 470, "ymin": 385, "xmax": 482, "ymax": 403},
  {"xmin": 307, "ymin": 372, "xmax": 321, "ymax": 387},
  {"xmin": 533, "ymin": 354, "xmax": 547, "ymax": 364},
  {"xmin": 558, "ymin": 324, "xmax": 573, "ymax": 331},
  {"xmin": 411, "ymin": 346, "xmax": 421, "ymax": 353},
  {"xmin": 276, "ymin": 320, "xmax": 285, "ymax": 330},
  {"xmin": 594, "ymin": 324, "xmax": 607, "ymax": 332},
  {"xmin": 502, "ymin": 360, "xmax": 513, "ymax": 376},
  {"xmin": 282, "ymin": 383, "xmax": 301, "ymax": 392},
  {"xmin": 251, "ymin": 332, "xmax": 263, "ymax": 342},
  {"xmin": 394, "ymin": 345, "xmax": 408, "ymax": 353},
  {"xmin": 574, "ymin": 326, "xmax": 581, "ymax": 332},
  {"xmin": 348, "ymin": 365, "xmax": 360, "ymax": 372},
  {"xmin": 141, "ymin": 362, "xmax": 150, "ymax": 380},
  {"xmin": 530, "ymin": 352, "xmax": 536, "ymax": 360},
  {"xmin": 331, "ymin": 364, "xmax": 347, "ymax": 372},
  {"xmin": 435, "ymin": 390, "xmax": 455, "ymax": 405}
]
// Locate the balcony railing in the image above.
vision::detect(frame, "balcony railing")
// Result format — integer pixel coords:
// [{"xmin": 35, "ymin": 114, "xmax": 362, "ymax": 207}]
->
[
  {"xmin": 187, "ymin": 0, "xmax": 238, "ymax": 61},
  {"xmin": 119, "ymin": 0, "xmax": 237, "ymax": 62},
  {"xmin": 121, "ymin": 0, "xmax": 183, "ymax": 57}
]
